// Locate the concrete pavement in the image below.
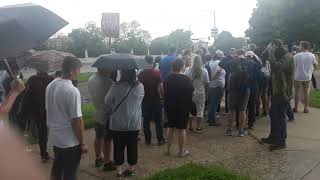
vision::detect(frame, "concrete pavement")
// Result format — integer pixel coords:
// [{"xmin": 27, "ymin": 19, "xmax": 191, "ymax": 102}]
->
[{"xmin": 26, "ymin": 106, "xmax": 320, "ymax": 180}]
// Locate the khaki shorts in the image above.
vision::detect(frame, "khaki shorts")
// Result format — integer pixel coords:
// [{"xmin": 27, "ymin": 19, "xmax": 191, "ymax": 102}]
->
[{"xmin": 294, "ymin": 81, "xmax": 311, "ymax": 89}]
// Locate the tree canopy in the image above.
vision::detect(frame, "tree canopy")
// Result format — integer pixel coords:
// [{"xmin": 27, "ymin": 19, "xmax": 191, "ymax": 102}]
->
[
  {"xmin": 214, "ymin": 31, "xmax": 247, "ymax": 53},
  {"xmin": 68, "ymin": 21, "xmax": 107, "ymax": 57},
  {"xmin": 149, "ymin": 29, "xmax": 193, "ymax": 55},
  {"xmin": 112, "ymin": 21, "xmax": 151, "ymax": 55},
  {"xmin": 246, "ymin": 0, "xmax": 320, "ymax": 48}
]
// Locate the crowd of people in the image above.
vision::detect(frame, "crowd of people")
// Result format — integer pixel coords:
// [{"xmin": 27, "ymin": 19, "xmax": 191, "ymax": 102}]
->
[{"xmin": 0, "ymin": 39, "xmax": 318, "ymax": 180}]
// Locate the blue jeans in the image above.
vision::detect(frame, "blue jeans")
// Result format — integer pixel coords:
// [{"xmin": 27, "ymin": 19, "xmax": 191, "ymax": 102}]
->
[
  {"xmin": 142, "ymin": 102, "xmax": 164, "ymax": 143},
  {"xmin": 269, "ymin": 98, "xmax": 289, "ymax": 145},
  {"xmin": 208, "ymin": 87, "xmax": 224, "ymax": 124}
]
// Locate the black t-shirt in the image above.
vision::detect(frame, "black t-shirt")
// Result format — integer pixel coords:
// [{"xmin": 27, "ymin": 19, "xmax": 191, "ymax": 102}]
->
[{"xmin": 163, "ymin": 73, "xmax": 194, "ymax": 114}]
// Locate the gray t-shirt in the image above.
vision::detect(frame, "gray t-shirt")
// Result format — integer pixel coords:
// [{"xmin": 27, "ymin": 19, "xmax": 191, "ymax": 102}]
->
[
  {"xmin": 104, "ymin": 82, "xmax": 144, "ymax": 131},
  {"xmin": 185, "ymin": 67, "xmax": 209, "ymax": 97},
  {"xmin": 88, "ymin": 73, "xmax": 113, "ymax": 125}
]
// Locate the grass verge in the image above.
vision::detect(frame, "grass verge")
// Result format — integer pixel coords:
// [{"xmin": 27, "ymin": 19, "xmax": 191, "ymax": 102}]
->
[
  {"xmin": 82, "ymin": 103, "xmax": 95, "ymax": 129},
  {"xmin": 143, "ymin": 163, "xmax": 253, "ymax": 180},
  {"xmin": 78, "ymin": 72, "xmax": 94, "ymax": 83},
  {"xmin": 310, "ymin": 91, "xmax": 320, "ymax": 108}
]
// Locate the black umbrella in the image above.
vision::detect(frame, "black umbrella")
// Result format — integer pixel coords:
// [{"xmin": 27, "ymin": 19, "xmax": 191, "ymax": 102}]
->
[
  {"xmin": 0, "ymin": 3, "xmax": 68, "ymax": 76},
  {"xmin": 92, "ymin": 54, "xmax": 152, "ymax": 70}
]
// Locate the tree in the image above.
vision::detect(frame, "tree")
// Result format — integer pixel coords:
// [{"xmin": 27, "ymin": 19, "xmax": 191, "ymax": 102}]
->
[
  {"xmin": 214, "ymin": 31, "xmax": 247, "ymax": 53},
  {"xmin": 149, "ymin": 36, "xmax": 169, "ymax": 55},
  {"xmin": 68, "ymin": 21, "xmax": 107, "ymax": 57},
  {"xmin": 149, "ymin": 29, "xmax": 193, "ymax": 55},
  {"xmin": 167, "ymin": 29, "xmax": 193, "ymax": 53},
  {"xmin": 112, "ymin": 21, "xmax": 151, "ymax": 55},
  {"xmin": 246, "ymin": 0, "xmax": 320, "ymax": 47}
]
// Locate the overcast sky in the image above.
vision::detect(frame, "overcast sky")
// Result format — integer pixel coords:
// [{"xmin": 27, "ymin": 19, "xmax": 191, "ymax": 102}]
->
[{"xmin": 0, "ymin": 0, "xmax": 257, "ymax": 39}]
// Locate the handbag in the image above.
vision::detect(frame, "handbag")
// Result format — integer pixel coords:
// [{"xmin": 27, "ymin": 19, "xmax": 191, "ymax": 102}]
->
[{"xmin": 191, "ymin": 101, "xmax": 197, "ymax": 116}]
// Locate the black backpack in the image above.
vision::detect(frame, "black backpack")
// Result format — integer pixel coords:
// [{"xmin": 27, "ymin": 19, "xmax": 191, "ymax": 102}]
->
[
  {"xmin": 205, "ymin": 61, "xmax": 213, "ymax": 81},
  {"xmin": 229, "ymin": 60, "xmax": 251, "ymax": 91}
]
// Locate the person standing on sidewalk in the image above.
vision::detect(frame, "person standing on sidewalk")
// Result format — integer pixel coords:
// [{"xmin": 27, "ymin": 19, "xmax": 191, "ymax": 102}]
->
[
  {"xmin": 207, "ymin": 50, "xmax": 226, "ymax": 126},
  {"xmin": 159, "ymin": 46, "xmax": 177, "ymax": 80},
  {"xmin": 88, "ymin": 68, "xmax": 116, "ymax": 170},
  {"xmin": 138, "ymin": 56, "xmax": 166, "ymax": 146},
  {"xmin": 164, "ymin": 59, "xmax": 194, "ymax": 157},
  {"xmin": 221, "ymin": 50, "xmax": 253, "ymax": 137},
  {"xmin": 105, "ymin": 69, "xmax": 144, "ymax": 177},
  {"xmin": 293, "ymin": 41, "xmax": 318, "ymax": 113},
  {"xmin": 46, "ymin": 56, "xmax": 88, "ymax": 180},
  {"xmin": 185, "ymin": 55, "xmax": 209, "ymax": 132},
  {"xmin": 23, "ymin": 71, "xmax": 53, "ymax": 162},
  {"xmin": 260, "ymin": 39, "xmax": 295, "ymax": 151},
  {"xmin": 245, "ymin": 51, "xmax": 263, "ymax": 129}
]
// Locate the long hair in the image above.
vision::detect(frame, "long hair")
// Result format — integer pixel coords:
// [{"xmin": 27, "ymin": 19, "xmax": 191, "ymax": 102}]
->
[{"xmin": 191, "ymin": 55, "xmax": 203, "ymax": 80}]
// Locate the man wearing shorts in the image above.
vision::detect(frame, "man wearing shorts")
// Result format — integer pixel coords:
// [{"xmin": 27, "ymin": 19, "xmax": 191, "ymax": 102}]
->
[
  {"xmin": 220, "ymin": 50, "xmax": 254, "ymax": 137},
  {"xmin": 293, "ymin": 41, "xmax": 318, "ymax": 113},
  {"xmin": 88, "ymin": 68, "xmax": 116, "ymax": 171}
]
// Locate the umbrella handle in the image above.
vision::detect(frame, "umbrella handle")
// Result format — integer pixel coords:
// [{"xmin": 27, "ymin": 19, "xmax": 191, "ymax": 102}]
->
[{"xmin": 2, "ymin": 58, "xmax": 15, "ymax": 79}]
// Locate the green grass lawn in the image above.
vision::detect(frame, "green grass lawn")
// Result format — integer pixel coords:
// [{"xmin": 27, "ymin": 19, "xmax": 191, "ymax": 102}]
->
[
  {"xmin": 78, "ymin": 72, "xmax": 94, "ymax": 83},
  {"xmin": 144, "ymin": 163, "xmax": 253, "ymax": 180},
  {"xmin": 82, "ymin": 103, "xmax": 95, "ymax": 129},
  {"xmin": 310, "ymin": 91, "xmax": 320, "ymax": 108}
]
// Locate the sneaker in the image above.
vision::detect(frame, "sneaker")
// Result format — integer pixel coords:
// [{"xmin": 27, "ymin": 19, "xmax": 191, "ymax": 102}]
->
[
  {"xmin": 177, "ymin": 150, "xmax": 191, "ymax": 157},
  {"xmin": 123, "ymin": 169, "xmax": 135, "ymax": 177},
  {"xmin": 238, "ymin": 129, "xmax": 247, "ymax": 137},
  {"xmin": 195, "ymin": 128, "xmax": 203, "ymax": 133},
  {"xmin": 103, "ymin": 161, "xmax": 117, "ymax": 171},
  {"xmin": 158, "ymin": 140, "xmax": 166, "ymax": 146},
  {"xmin": 269, "ymin": 143, "xmax": 286, "ymax": 151},
  {"xmin": 95, "ymin": 158, "xmax": 104, "ymax": 168},
  {"xmin": 225, "ymin": 128, "xmax": 233, "ymax": 136}
]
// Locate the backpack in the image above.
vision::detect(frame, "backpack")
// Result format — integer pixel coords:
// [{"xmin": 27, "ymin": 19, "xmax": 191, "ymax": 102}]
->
[{"xmin": 229, "ymin": 60, "xmax": 251, "ymax": 91}]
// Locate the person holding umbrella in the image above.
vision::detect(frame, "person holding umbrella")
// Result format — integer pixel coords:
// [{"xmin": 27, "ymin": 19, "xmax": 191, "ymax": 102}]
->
[
  {"xmin": 104, "ymin": 69, "xmax": 144, "ymax": 177},
  {"xmin": 93, "ymin": 54, "xmax": 148, "ymax": 177}
]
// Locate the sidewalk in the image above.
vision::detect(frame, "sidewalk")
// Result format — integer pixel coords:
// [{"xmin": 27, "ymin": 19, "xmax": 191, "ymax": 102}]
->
[{"xmin": 28, "ymin": 107, "xmax": 320, "ymax": 180}]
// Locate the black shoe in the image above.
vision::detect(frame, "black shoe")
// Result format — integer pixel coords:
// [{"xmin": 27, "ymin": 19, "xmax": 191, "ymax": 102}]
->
[
  {"xmin": 145, "ymin": 141, "xmax": 151, "ymax": 145},
  {"xmin": 259, "ymin": 137, "xmax": 274, "ymax": 145},
  {"xmin": 41, "ymin": 154, "xmax": 50, "ymax": 163},
  {"xmin": 158, "ymin": 140, "xmax": 166, "ymax": 146},
  {"xmin": 103, "ymin": 161, "xmax": 117, "ymax": 171},
  {"xmin": 209, "ymin": 122, "xmax": 221, "ymax": 127},
  {"xmin": 269, "ymin": 143, "xmax": 286, "ymax": 151},
  {"xmin": 124, "ymin": 169, "xmax": 135, "ymax": 177},
  {"xmin": 288, "ymin": 117, "xmax": 295, "ymax": 122},
  {"xmin": 95, "ymin": 158, "xmax": 104, "ymax": 168}
]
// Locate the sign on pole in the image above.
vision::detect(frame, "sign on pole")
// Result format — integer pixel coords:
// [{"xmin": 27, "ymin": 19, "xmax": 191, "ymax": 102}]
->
[{"xmin": 101, "ymin": 13, "xmax": 120, "ymax": 38}]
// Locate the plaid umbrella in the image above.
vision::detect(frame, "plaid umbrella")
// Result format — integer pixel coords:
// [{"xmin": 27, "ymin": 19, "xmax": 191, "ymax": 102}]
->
[{"xmin": 27, "ymin": 50, "xmax": 76, "ymax": 72}]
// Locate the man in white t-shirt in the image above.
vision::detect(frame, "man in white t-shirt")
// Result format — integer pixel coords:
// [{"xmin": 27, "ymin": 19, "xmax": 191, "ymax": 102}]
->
[
  {"xmin": 293, "ymin": 41, "xmax": 318, "ymax": 113},
  {"xmin": 46, "ymin": 56, "xmax": 88, "ymax": 180}
]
